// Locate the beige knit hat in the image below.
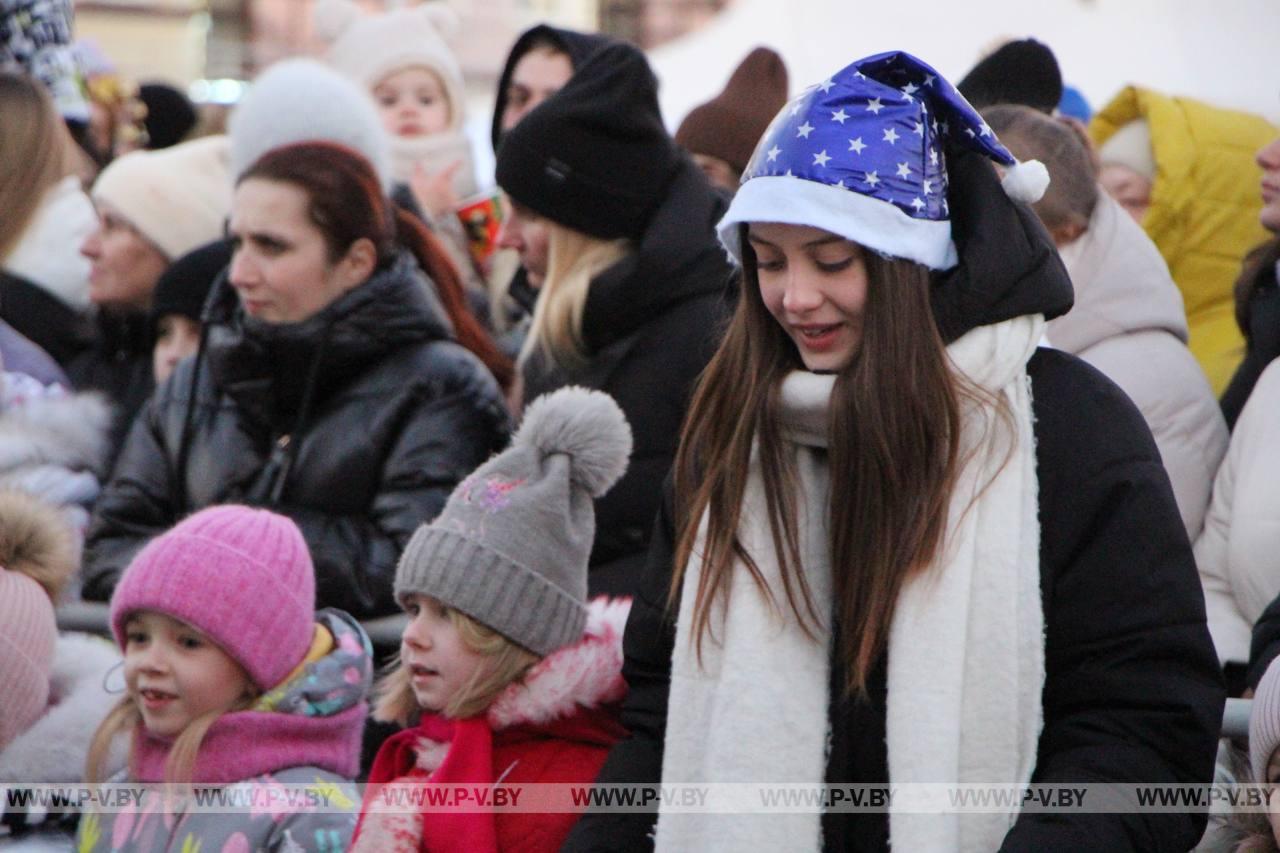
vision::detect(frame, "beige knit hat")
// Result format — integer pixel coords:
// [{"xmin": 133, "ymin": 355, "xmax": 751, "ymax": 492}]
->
[
  {"xmin": 91, "ymin": 135, "xmax": 233, "ymax": 261},
  {"xmin": 1097, "ymin": 118, "xmax": 1155, "ymax": 181}
]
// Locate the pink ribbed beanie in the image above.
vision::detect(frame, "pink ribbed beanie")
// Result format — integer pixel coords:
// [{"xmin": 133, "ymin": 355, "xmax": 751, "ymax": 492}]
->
[
  {"xmin": 0, "ymin": 571, "xmax": 57, "ymax": 750},
  {"xmin": 109, "ymin": 506, "xmax": 316, "ymax": 690}
]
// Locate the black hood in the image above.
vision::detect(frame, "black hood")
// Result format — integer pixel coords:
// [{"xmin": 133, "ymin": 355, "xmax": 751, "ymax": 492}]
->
[
  {"xmin": 930, "ymin": 148, "xmax": 1074, "ymax": 343},
  {"xmin": 581, "ymin": 155, "xmax": 736, "ymax": 352},
  {"xmin": 490, "ymin": 24, "xmax": 613, "ymax": 151}
]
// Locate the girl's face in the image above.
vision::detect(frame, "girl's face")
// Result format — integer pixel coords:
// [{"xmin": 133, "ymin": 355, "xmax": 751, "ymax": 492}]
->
[
  {"xmin": 123, "ymin": 611, "xmax": 252, "ymax": 738},
  {"xmin": 399, "ymin": 594, "xmax": 488, "ymax": 713},
  {"xmin": 227, "ymin": 178, "xmax": 374, "ymax": 324},
  {"xmin": 1098, "ymin": 164, "xmax": 1152, "ymax": 224},
  {"xmin": 153, "ymin": 315, "xmax": 200, "ymax": 384},
  {"xmin": 374, "ymin": 66, "xmax": 451, "ymax": 139},
  {"xmin": 80, "ymin": 202, "xmax": 169, "ymax": 311},
  {"xmin": 501, "ymin": 48, "xmax": 573, "ymax": 133},
  {"xmin": 749, "ymin": 222, "xmax": 870, "ymax": 373}
]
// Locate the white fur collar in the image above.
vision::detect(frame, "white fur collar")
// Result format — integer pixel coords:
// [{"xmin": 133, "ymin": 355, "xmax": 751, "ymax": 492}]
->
[
  {"xmin": 0, "ymin": 633, "xmax": 127, "ymax": 782},
  {"xmin": 0, "ymin": 390, "xmax": 112, "ymax": 476}
]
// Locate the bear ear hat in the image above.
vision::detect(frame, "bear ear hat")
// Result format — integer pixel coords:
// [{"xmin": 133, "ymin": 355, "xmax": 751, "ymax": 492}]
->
[{"xmin": 313, "ymin": 0, "xmax": 361, "ymax": 43}]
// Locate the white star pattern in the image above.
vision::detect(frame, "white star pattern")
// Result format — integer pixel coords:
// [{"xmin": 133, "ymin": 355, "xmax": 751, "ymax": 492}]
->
[
  {"xmin": 964, "ymin": 127, "xmax": 976, "ymax": 138},
  {"xmin": 882, "ymin": 127, "xmax": 899, "ymax": 145},
  {"xmin": 766, "ymin": 145, "xmax": 781, "ymax": 162},
  {"xmin": 930, "ymin": 148, "xmax": 939, "ymax": 166},
  {"xmin": 831, "ymin": 108, "xmax": 849, "ymax": 124},
  {"xmin": 922, "ymin": 178, "xmax": 933, "ymax": 194},
  {"xmin": 813, "ymin": 149, "xmax": 831, "ymax": 167},
  {"xmin": 848, "ymin": 137, "xmax": 866, "ymax": 154},
  {"xmin": 913, "ymin": 121, "xmax": 924, "ymax": 136},
  {"xmin": 931, "ymin": 118, "xmax": 939, "ymax": 134},
  {"xmin": 819, "ymin": 79, "xmax": 835, "ymax": 93},
  {"xmin": 866, "ymin": 97, "xmax": 884, "ymax": 115},
  {"xmin": 896, "ymin": 162, "xmax": 911, "ymax": 178},
  {"xmin": 865, "ymin": 171, "xmax": 880, "ymax": 187},
  {"xmin": 854, "ymin": 70, "xmax": 867, "ymax": 80},
  {"xmin": 911, "ymin": 197, "xmax": 925, "ymax": 211},
  {"xmin": 797, "ymin": 122, "xmax": 815, "ymax": 139},
  {"xmin": 902, "ymin": 82, "xmax": 919, "ymax": 96},
  {"xmin": 924, "ymin": 73, "xmax": 936, "ymax": 87},
  {"xmin": 790, "ymin": 101, "xmax": 803, "ymax": 116},
  {"xmin": 785, "ymin": 168, "xmax": 794, "ymax": 177},
  {"xmin": 979, "ymin": 122, "xmax": 992, "ymax": 137}
]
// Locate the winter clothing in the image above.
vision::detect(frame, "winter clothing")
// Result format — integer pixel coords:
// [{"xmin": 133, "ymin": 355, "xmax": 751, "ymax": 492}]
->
[
  {"xmin": 0, "ymin": 0, "xmax": 87, "ymax": 122},
  {"xmin": 0, "ymin": 372, "xmax": 111, "ymax": 533},
  {"xmin": 1091, "ymin": 88, "xmax": 1279, "ymax": 393},
  {"xmin": 82, "ymin": 253, "xmax": 509, "ymax": 617},
  {"xmin": 354, "ymin": 598, "xmax": 630, "ymax": 853},
  {"xmin": 520, "ymin": 153, "xmax": 735, "ymax": 595},
  {"xmin": 1252, "ymin": 590, "xmax": 1280, "ymax": 691},
  {"xmin": 76, "ymin": 608, "xmax": 372, "ymax": 853},
  {"xmin": 397, "ymin": 387, "xmax": 631, "ymax": 656},
  {"xmin": 496, "ymin": 42, "xmax": 683, "ymax": 242},
  {"xmin": 1251, "ymin": 657, "xmax": 1280, "ymax": 784},
  {"xmin": 0, "ymin": 568, "xmax": 57, "ymax": 751},
  {"xmin": 1052, "ymin": 191, "xmax": 1228, "ymax": 541},
  {"xmin": 674, "ymin": 47, "xmax": 789, "ymax": 175},
  {"xmin": 229, "ymin": 58, "xmax": 393, "ymax": 192},
  {"xmin": 90, "ymin": 135, "xmax": 233, "ymax": 262},
  {"xmin": 718, "ymin": 51, "xmax": 1050, "ymax": 271},
  {"xmin": 137, "ymin": 82, "xmax": 197, "ymax": 150},
  {"xmin": 110, "ymin": 505, "xmax": 317, "ymax": 691},
  {"xmin": 565, "ymin": 96, "xmax": 1221, "ymax": 853},
  {"xmin": 149, "ymin": 239, "xmax": 231, "ymax": 332},
  {"xmin": 66, "ymin": 308, "xmax": 156, "ymax": 471},
  {"xmin": 490, "ymin": 24, "xmax": 613, "ymax": 152},
  {"xmin": 1221, "ymin": 238, "xmax": 1280, "ymax": 429},
  {"xmin": 1099, "ymin": 118, "xmax": 1156, "ymax": 181},
  {"xmin": 0, "ymin": 318, "xmax": 71, "ymax": 387},
  {"xmin": 1195, "ymin": 360, "xmax": 1280, "ymax": 665},
  {"xmin": 1, "ymin": 174, "xmax": 95, "ymax": 313},
  {"xmin": 957, "ymin": 38, "xmax": 1063, "ymax": 114}
]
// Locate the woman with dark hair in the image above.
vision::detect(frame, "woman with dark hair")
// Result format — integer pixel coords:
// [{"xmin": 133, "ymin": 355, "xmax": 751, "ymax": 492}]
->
[
  {"xmin": 565, "ymin": 52, "xmax": 1223, "ymax": 853},
  {"xmin": 82, "ymin": 142, "xmax": 509, "ymax": 618}
]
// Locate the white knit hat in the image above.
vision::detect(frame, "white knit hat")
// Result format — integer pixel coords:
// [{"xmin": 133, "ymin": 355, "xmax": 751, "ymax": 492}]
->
[
  {"xmin": 91, "ymin": 135, "xmax": 232, "ymax": 262},
  {"xmin": 1252, "ymin": 656, "xmax": 1280, "ymax": 781},
  {"xmin": 1097, "ymin": 118, "xmax": 1155, "ymax": 181},
  {"xmin": 315, "ymin": 0, "xmax": 466, "ymax": 134},
  {"xmin": 228, "ymin": 58, "xmax": 393, "ymax": 193}
]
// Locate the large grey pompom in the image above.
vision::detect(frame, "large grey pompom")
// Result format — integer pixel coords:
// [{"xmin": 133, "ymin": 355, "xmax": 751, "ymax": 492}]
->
[{"xmin": 514, "ymin": 387, "xmax": 632, "ymax": 498}]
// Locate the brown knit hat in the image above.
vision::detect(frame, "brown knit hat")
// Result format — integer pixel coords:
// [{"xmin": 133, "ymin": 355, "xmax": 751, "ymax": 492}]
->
[{"xmin": 675, "ymin": 46, "xmax": 788, "ymax": 176}]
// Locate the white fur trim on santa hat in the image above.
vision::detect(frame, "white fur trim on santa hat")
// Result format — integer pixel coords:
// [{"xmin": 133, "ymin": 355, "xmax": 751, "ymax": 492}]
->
[
  {"xmin": 718, "ymin": 175, "xmax": 959, "ymax": 270},
  {"xmin": 229, "ymin": 58, "xmax": 393, "ymax": 193},
  {"xmin": 91, "ymin": 136, "xmax": 232, "ymax": 262},
  {"xmin": 316, "ymin": 0, "xmax": 467, "ymax": 134}
]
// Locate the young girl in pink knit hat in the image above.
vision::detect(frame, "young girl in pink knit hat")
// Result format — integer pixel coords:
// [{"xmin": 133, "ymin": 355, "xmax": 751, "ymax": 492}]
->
[
  {"xmin": 352, "ymin": 387, "xmax": 633, "ymax": 853},
  {"xmin": 77, "ymin": 504, "xmax": 374, "ymax": 852}
]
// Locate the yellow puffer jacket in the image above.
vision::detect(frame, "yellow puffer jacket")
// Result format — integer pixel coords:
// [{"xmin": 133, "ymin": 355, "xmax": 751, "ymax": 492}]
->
[{"xmin": 1091, "ymin": 87, "xmax": 1278, "ymax": 394}]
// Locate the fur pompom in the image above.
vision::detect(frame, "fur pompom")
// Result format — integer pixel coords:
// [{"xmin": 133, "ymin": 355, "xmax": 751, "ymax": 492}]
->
[
  {"xmin": 419, "ymin": 1, "xmax": 461, "ymax": 40},
  {"xmin": 1001, "ymin": 158, "xmax": 1050, "ymax": 204},
  {"xmin": 514, "ymin": 387, "xmax": 632, "ymax": 498},
  {"xmin": 313, "ymin": 0, "xmax": 360, "ymax": 43},
  {"xmin": 0, "ymin": 491, "xmax": 76, "ymax": 601}
]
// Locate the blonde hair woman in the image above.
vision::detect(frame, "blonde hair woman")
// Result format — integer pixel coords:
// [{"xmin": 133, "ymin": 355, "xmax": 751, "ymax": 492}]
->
[{"xmin": 494, "ymin": 42, "xmax": 734, "ymax": 596}]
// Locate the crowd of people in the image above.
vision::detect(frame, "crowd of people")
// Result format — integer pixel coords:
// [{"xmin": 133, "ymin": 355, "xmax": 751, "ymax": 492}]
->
[{"xmin": 2, "ymin": 0, "xmax": 1280, "ymax": 849}]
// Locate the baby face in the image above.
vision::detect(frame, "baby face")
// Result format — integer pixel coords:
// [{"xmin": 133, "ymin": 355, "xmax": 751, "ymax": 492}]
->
[{"xmin": 374, "ymin": 66, "xmax": 451, "ymax": 139}]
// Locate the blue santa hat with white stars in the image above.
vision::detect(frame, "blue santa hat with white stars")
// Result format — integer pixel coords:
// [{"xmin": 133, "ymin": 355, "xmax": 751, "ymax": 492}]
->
[{"xmin": 717, "ymin": 50, "xmax": 1049, "ymax": 270}]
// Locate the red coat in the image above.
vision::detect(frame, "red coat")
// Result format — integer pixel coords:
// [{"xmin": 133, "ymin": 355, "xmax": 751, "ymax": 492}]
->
[{"xmin": 354, "ymin": 598, "xmax": 631, "ymax": 853}]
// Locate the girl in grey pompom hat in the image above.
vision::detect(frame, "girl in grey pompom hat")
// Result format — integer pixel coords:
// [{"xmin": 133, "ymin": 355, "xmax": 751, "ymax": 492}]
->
[{"xmin": 355, "ymin": 387, "xmax": 634, "ymax": 851}]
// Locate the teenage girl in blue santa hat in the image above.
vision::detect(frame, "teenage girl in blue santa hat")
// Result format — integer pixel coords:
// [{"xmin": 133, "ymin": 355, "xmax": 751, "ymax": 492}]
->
[{"xmin": 564, "ymin": 50, "xmax": 1224, "ymax": 853}]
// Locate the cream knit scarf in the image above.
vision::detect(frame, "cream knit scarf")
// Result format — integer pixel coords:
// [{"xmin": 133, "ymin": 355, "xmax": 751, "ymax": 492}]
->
[{"xmin": 657, "ymin": 315, "xmax": 1046, "ymax": 852}]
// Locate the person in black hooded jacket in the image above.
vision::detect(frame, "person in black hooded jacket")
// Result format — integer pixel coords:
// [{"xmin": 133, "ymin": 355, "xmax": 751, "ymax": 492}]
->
[
  {"xmin": 81, "ymin": 142, "xmax": 509, "ymax": 618},
  {"xmin": 564, "ymin": 51, "xmax": 1223, "ymax": 853},
  {"xmin": 493, "ymin": 42, "xmax": 736, "ymax": 597}
]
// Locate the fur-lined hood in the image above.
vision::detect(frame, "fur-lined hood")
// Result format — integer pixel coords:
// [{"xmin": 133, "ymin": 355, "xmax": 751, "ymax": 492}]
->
[
  {"xmin": 486, "ymin": 597, "xmax": 630, "ymax": 732},
  {"xmin": 0, "ymin": 633, "xmax": 126, "ymax": 783},
  {"xmin": 0, "ymin": 377, "xmax": 112, "ymax": 478}
]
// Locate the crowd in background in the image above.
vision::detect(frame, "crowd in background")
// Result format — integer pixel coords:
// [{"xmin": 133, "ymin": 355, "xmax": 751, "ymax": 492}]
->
[{"xmin": 2, "ymin": 0, "xmax": 1280, "ymax": 850}]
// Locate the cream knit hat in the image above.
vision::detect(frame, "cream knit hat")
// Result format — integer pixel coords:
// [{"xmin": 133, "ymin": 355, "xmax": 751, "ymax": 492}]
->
[{"xmin": 91, "ymin": 135, "xmax": 232, "ymax": 262}]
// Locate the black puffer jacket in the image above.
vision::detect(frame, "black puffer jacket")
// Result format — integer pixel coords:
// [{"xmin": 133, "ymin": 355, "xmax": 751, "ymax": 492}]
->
[
  {"xmin": 82, "ymin": 254, "xmax": 510, "ymax": 617},
  {"xmin": 564, "ymin": 153, "xmax": 1224, "ymax": 852},
  {"xmin": 1220, "ymin": 237, "xmax": 1280, "ymax": 430},
  {"xmin": 66, "ymin": 309, "xmax": 155, "ymax": 471},
  {"xmin": 0, "ymin": 270, "xmax": 93, "ymax": 368},
  {"xmin": 522, "ymin": 158, "xmax": 735, "ymax": 596}
]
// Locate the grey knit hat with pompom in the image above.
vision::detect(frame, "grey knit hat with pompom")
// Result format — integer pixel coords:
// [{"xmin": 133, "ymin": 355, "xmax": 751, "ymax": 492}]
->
[{"xmin": 394, "ymin": 387, "xmax": 632, "ymax": 656}]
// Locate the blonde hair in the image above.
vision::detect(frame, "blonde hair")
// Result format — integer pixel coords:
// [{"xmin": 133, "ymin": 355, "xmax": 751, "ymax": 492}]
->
[
  {"xmin": 373, "ymin": 607, "xmax": 539, "ymax": 724},
  {"xmin": 0, "ymin": 74, "xmax": 76, "ymax": 262},
  {"xmin": 518, "ymin": 222, "xmax": 631, "ymax": 368}
]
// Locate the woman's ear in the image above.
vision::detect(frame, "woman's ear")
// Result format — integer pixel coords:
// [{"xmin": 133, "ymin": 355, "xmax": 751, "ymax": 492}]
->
[{"xmin": 341, "ymin": 237, "xmax": 378, "ymax": 285}]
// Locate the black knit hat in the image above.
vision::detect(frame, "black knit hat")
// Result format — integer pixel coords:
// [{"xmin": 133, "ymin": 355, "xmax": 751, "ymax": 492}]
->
[
  {"xmin": 675, "ymin": 47, "xmax": 789, "ymax": 175},
  {"xmin": 150, "ymin": 239, "xmax": 232, "ymax": 331},
  {"xmin": 957, "ymin": 39, "xmax": 1063, "ymax": 114},
  {"xmin": 495, "ymin": 41, "xmax": 681, "ymax": 241},
  {"xmin": 139, "ymin": 82, "xmax": 198, "ymax": 150}
]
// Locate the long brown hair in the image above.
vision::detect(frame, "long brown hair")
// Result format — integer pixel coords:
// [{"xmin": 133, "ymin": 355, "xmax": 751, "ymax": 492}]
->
[
  {"xmin": 670, "ymin": 225, "xmax": 964, "ymax": 696},
  {"xmin": 0, "ymin": 73, "xmax": 76, "ymax": 261},
  {"xmin": 239, "ymin": 142, "xmax": 513, "ymax": 390}
]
